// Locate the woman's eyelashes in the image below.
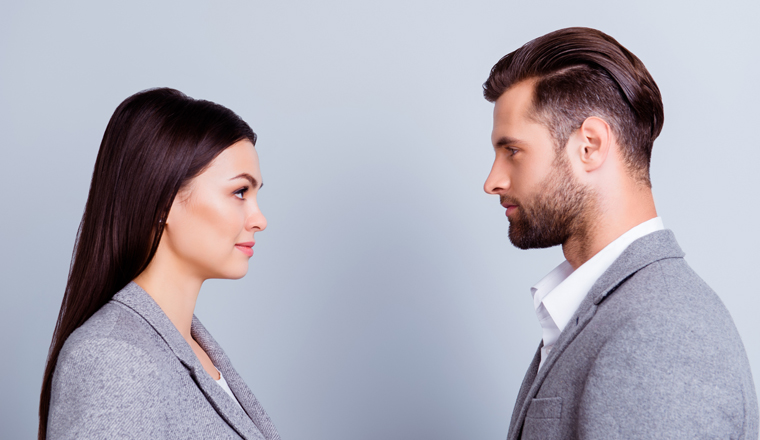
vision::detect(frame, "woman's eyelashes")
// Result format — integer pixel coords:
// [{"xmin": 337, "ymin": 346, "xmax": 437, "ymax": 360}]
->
[{"xmin": 233, "ymin": 186, "xmax": 249, "ymax": 199}]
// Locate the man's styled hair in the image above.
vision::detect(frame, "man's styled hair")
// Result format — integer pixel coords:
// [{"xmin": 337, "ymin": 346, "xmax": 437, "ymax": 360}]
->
[{"xmin": 483, "ymin": 27, "xmax": 664, "ymax": 186}]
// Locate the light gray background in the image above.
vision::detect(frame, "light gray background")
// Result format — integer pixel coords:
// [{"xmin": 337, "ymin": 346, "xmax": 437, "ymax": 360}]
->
[{"xmin": 1, "ymin": 1, "xmax": 758, "ymax": 439}]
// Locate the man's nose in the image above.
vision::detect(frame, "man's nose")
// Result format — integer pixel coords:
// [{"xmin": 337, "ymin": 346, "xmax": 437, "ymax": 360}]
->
[{"xmin": 484, "ymin": 160, "xmax": 509, "ymax": 194}]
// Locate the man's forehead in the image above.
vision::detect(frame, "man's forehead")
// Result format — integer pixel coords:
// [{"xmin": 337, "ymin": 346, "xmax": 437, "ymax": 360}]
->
[
  {"xmin": 491, "ymin": 81, "xmax": 539, "ymax": 144},
  {"xmin": 494, "ymin": 80, "xmax": 536, "ymax": 120}
]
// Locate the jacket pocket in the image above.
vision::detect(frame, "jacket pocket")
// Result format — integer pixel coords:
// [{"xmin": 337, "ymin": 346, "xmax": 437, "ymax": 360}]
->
[{"xmin": 522, "ymin": 397, "xmax": 562, "ymax": 440}]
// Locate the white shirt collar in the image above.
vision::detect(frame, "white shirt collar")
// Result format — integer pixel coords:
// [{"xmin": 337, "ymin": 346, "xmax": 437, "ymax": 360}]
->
[{"xmin": 531, "ymin": 217, "xmax": 664, "ymax": 367}]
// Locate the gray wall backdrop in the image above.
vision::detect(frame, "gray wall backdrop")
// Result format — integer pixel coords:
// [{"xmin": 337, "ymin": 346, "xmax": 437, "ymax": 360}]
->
[{"xmin": 1, "ymin": 1, "xmax": 758, "ymax": 439}]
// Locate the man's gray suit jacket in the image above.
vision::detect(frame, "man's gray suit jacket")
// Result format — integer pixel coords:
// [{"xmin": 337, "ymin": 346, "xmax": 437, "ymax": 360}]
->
[
  {"xmin": 508, "ymin": 230, "xmax": 759, "ymax": 440},
  {"xmin": 48, "ymin": 282, "xmax": 281, "ymax": 440}
]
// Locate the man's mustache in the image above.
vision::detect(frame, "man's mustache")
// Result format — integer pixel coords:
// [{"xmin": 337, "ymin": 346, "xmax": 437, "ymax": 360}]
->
[{"xmin": 500, "ymin": 195, "xmax": 519, "ymax": 206}]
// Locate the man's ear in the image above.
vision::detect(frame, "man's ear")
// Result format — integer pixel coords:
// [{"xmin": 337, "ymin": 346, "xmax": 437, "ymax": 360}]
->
[{"xmin": 571, "ymin": 116, "xmax": 611, "ymax": 172}]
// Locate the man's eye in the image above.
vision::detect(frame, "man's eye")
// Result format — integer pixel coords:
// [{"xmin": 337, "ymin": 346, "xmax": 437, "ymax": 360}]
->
[{"xmin": 507, "ymin": 148, "xmax": 518, "ymax": 156}]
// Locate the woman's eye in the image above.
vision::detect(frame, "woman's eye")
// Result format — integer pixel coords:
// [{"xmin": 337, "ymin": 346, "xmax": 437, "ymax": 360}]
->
[{"xmin": 234, "ymin": 187, "xmax": 249, "ymax": 199}]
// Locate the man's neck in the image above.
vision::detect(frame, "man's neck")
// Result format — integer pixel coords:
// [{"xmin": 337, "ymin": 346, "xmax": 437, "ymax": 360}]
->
[{"xmin": 563, "ymin": 186, "xmax": 657, "ymax": 269}]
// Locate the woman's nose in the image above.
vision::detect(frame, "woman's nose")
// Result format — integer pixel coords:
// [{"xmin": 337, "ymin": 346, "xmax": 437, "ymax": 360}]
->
[{"xmin": 248, "ymin": 208, "xmax": 267, "ymax": 232}]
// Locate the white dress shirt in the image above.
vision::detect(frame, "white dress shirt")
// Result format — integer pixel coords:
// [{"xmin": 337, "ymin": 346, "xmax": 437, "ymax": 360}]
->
[{"xmin": 531, "ymin": 217, "xmax": 664, "ymax": 369}]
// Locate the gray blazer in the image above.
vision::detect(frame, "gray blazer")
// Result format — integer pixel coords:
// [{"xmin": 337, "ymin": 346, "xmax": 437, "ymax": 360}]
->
[
  {"xmin": 48, "ymin": 282, "xmax": 281, "ymax": 440},
  {"xmin": 508, "ymin": 230, "xmax": 759, "ymax": 440}
]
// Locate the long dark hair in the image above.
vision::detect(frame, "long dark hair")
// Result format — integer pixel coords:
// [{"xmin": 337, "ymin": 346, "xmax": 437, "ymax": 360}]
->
[{"xmin": 39, "ymin": 88, "xmax": 257, "ymax": 439}]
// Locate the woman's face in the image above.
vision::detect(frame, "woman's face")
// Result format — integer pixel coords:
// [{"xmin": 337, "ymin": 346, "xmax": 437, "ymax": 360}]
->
[{"xmin": 162, "ymin": 140, "xmax": 267, "ymax": 281}]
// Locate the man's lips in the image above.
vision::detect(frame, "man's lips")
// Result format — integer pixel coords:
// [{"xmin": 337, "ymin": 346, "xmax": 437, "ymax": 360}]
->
[
  {"xmin": 501, "ymin": 203, "xmax": 518, "ymax": 217},
  {"xmin": 235, "ymin": 242, "xmax": 255, "ymax": 257}
]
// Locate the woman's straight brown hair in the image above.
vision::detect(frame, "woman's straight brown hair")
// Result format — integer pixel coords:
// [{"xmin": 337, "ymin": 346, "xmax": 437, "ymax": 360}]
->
[{"xmin": 39, "ymin": 88, "xmax": 256, "ymax": 439}]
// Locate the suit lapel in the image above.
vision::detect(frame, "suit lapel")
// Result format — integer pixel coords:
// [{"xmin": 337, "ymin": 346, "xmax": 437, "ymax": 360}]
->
[
  {"xmin": 112, "ymin": 282, "xmax": 265, "ymax": 440},
  {"xmin": 193, "ymin": 317, "xmax": 281, "ymax": 440},
  {"xmin": 508, "ymin": 298, "xmax": 598, "ymax": 440},
  {"xmin": 508, "ymin": 230, "xmax": 685, "ymax": 438},
  {"xmin": 507, "ymin": 345, "xmax": 541, "ymax": 440}
]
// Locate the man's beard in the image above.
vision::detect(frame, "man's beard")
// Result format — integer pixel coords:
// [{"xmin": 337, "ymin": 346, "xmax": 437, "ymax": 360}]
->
[{"xmin": 502, "ymin": 158, "xmax": 595, "ymax": 250}]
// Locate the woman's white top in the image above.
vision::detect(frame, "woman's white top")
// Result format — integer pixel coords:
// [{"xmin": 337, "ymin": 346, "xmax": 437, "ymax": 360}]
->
[{"xmin": 215, "ymin": 367, "xmax": 245, "ymax": 411}]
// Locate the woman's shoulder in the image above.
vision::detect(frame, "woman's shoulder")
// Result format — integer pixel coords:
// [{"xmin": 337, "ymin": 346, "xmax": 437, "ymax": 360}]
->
[
  {"xmin": 49, "ymin": 302, "xmax": 175, "ymax": 439},
  {"xmin": 57, "ymin": 300, "xmax": 171, "ymax": 376}
]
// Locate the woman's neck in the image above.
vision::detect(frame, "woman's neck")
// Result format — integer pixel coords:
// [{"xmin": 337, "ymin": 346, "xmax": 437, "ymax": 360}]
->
[{"xmin": 132, "ymin": 254, "xmax": 203, "ymax": 343}]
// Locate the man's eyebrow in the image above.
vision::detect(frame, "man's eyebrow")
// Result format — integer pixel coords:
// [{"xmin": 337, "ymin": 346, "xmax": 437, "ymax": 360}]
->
[
  {"xmin": 229, "ymin": 173, "xmax": 263, "ymax": 189},
  {"xmin": 494, "ymin": 136, "xmax": 524, "ymax": 147}
]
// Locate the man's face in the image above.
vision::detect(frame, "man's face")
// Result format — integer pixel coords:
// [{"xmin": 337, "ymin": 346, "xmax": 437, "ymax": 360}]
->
[{"xmin": 484, "ymin": 80, "xmax": 592, "ymax": 249}]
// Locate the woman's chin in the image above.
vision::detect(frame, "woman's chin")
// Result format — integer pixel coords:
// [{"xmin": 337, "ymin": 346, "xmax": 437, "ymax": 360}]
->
[
  {"xmin": 227, "ymin": 263, "xmax": 250, "ymax": 280},
  {"xmin": 204, "ymin": 262, "xmax": 250, "ymax": 281}
]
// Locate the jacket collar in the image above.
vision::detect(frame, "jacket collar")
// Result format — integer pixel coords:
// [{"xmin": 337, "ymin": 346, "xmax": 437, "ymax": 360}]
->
[
  {"xmin": 507, "ymin": 229, "xmax": 685, "ymax": 440},
  {"xmin": 112, "ymin": 282, "xmax": 275, "ymax": 440},
  {"xmin": 192, "ymin": 316, "xmax": 281, "ymax": 440},
  {"xmin": 589, "ymin": 229, "xmax": 684, "ymax": 305}
]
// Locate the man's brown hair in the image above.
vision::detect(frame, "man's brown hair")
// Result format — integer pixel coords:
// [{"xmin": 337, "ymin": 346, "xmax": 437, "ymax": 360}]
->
[{"xmin": 483, "ymin": 27, "xmax": 664, "ymax": 185}]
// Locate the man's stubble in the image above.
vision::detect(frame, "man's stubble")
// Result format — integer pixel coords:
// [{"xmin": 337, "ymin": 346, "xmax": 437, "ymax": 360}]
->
[{"xmin": 502, "ymin": 154, "xmax": 596, "ymax": 252}]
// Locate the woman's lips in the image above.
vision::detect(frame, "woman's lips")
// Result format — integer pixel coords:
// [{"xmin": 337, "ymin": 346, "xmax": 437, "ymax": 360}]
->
[{"xmin": 235, "ymin": 242, "xmax": 254, "ymax": 257}]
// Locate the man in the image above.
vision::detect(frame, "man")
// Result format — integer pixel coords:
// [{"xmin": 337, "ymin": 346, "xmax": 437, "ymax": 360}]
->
[{"xmin": 483, "ymin": 27, "xmax": 758, "ymax": 439}]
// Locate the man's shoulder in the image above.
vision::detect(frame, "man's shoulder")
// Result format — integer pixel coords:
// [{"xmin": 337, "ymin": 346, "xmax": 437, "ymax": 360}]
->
[
  {"xmin": 569, "ymin": 255, "xmax": 759, "ymax": 438},
  {"xmin": 602, "ymin": 256, "xmax": 732, "ymax": 329},
  {"xmin": 589, "ymin": 255, "xmax": 751, "ymax": 378}
]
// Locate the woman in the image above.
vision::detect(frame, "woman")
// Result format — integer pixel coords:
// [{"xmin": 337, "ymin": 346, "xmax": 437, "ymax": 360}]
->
[{"xmin": 39, "ymin": 88, "xmax": 281, "ymax": 440}]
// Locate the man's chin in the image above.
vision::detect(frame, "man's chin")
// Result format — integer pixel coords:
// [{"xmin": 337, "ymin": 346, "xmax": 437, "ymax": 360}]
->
[
  {"xmin": 508, "ymin": 224, "xmax": 563, "ymax": 250},
  {"xmin": 509, "ymin": 236, "xmax": 558, "ymax": 250},
  {"xmin": 508, "ymin": 224, "xmax": 533, "ymax": 249}
]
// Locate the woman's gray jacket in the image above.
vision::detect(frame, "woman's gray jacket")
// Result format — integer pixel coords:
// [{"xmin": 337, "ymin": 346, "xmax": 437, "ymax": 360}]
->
[{"xmin": 48, "ymin": 282, "xmax": 280, "ymax": 440}]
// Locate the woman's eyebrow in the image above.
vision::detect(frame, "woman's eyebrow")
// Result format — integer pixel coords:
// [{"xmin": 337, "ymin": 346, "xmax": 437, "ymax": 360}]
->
[{"xmin": 229, "ymin": 173, "xmax": 263, "ymax": 189}]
